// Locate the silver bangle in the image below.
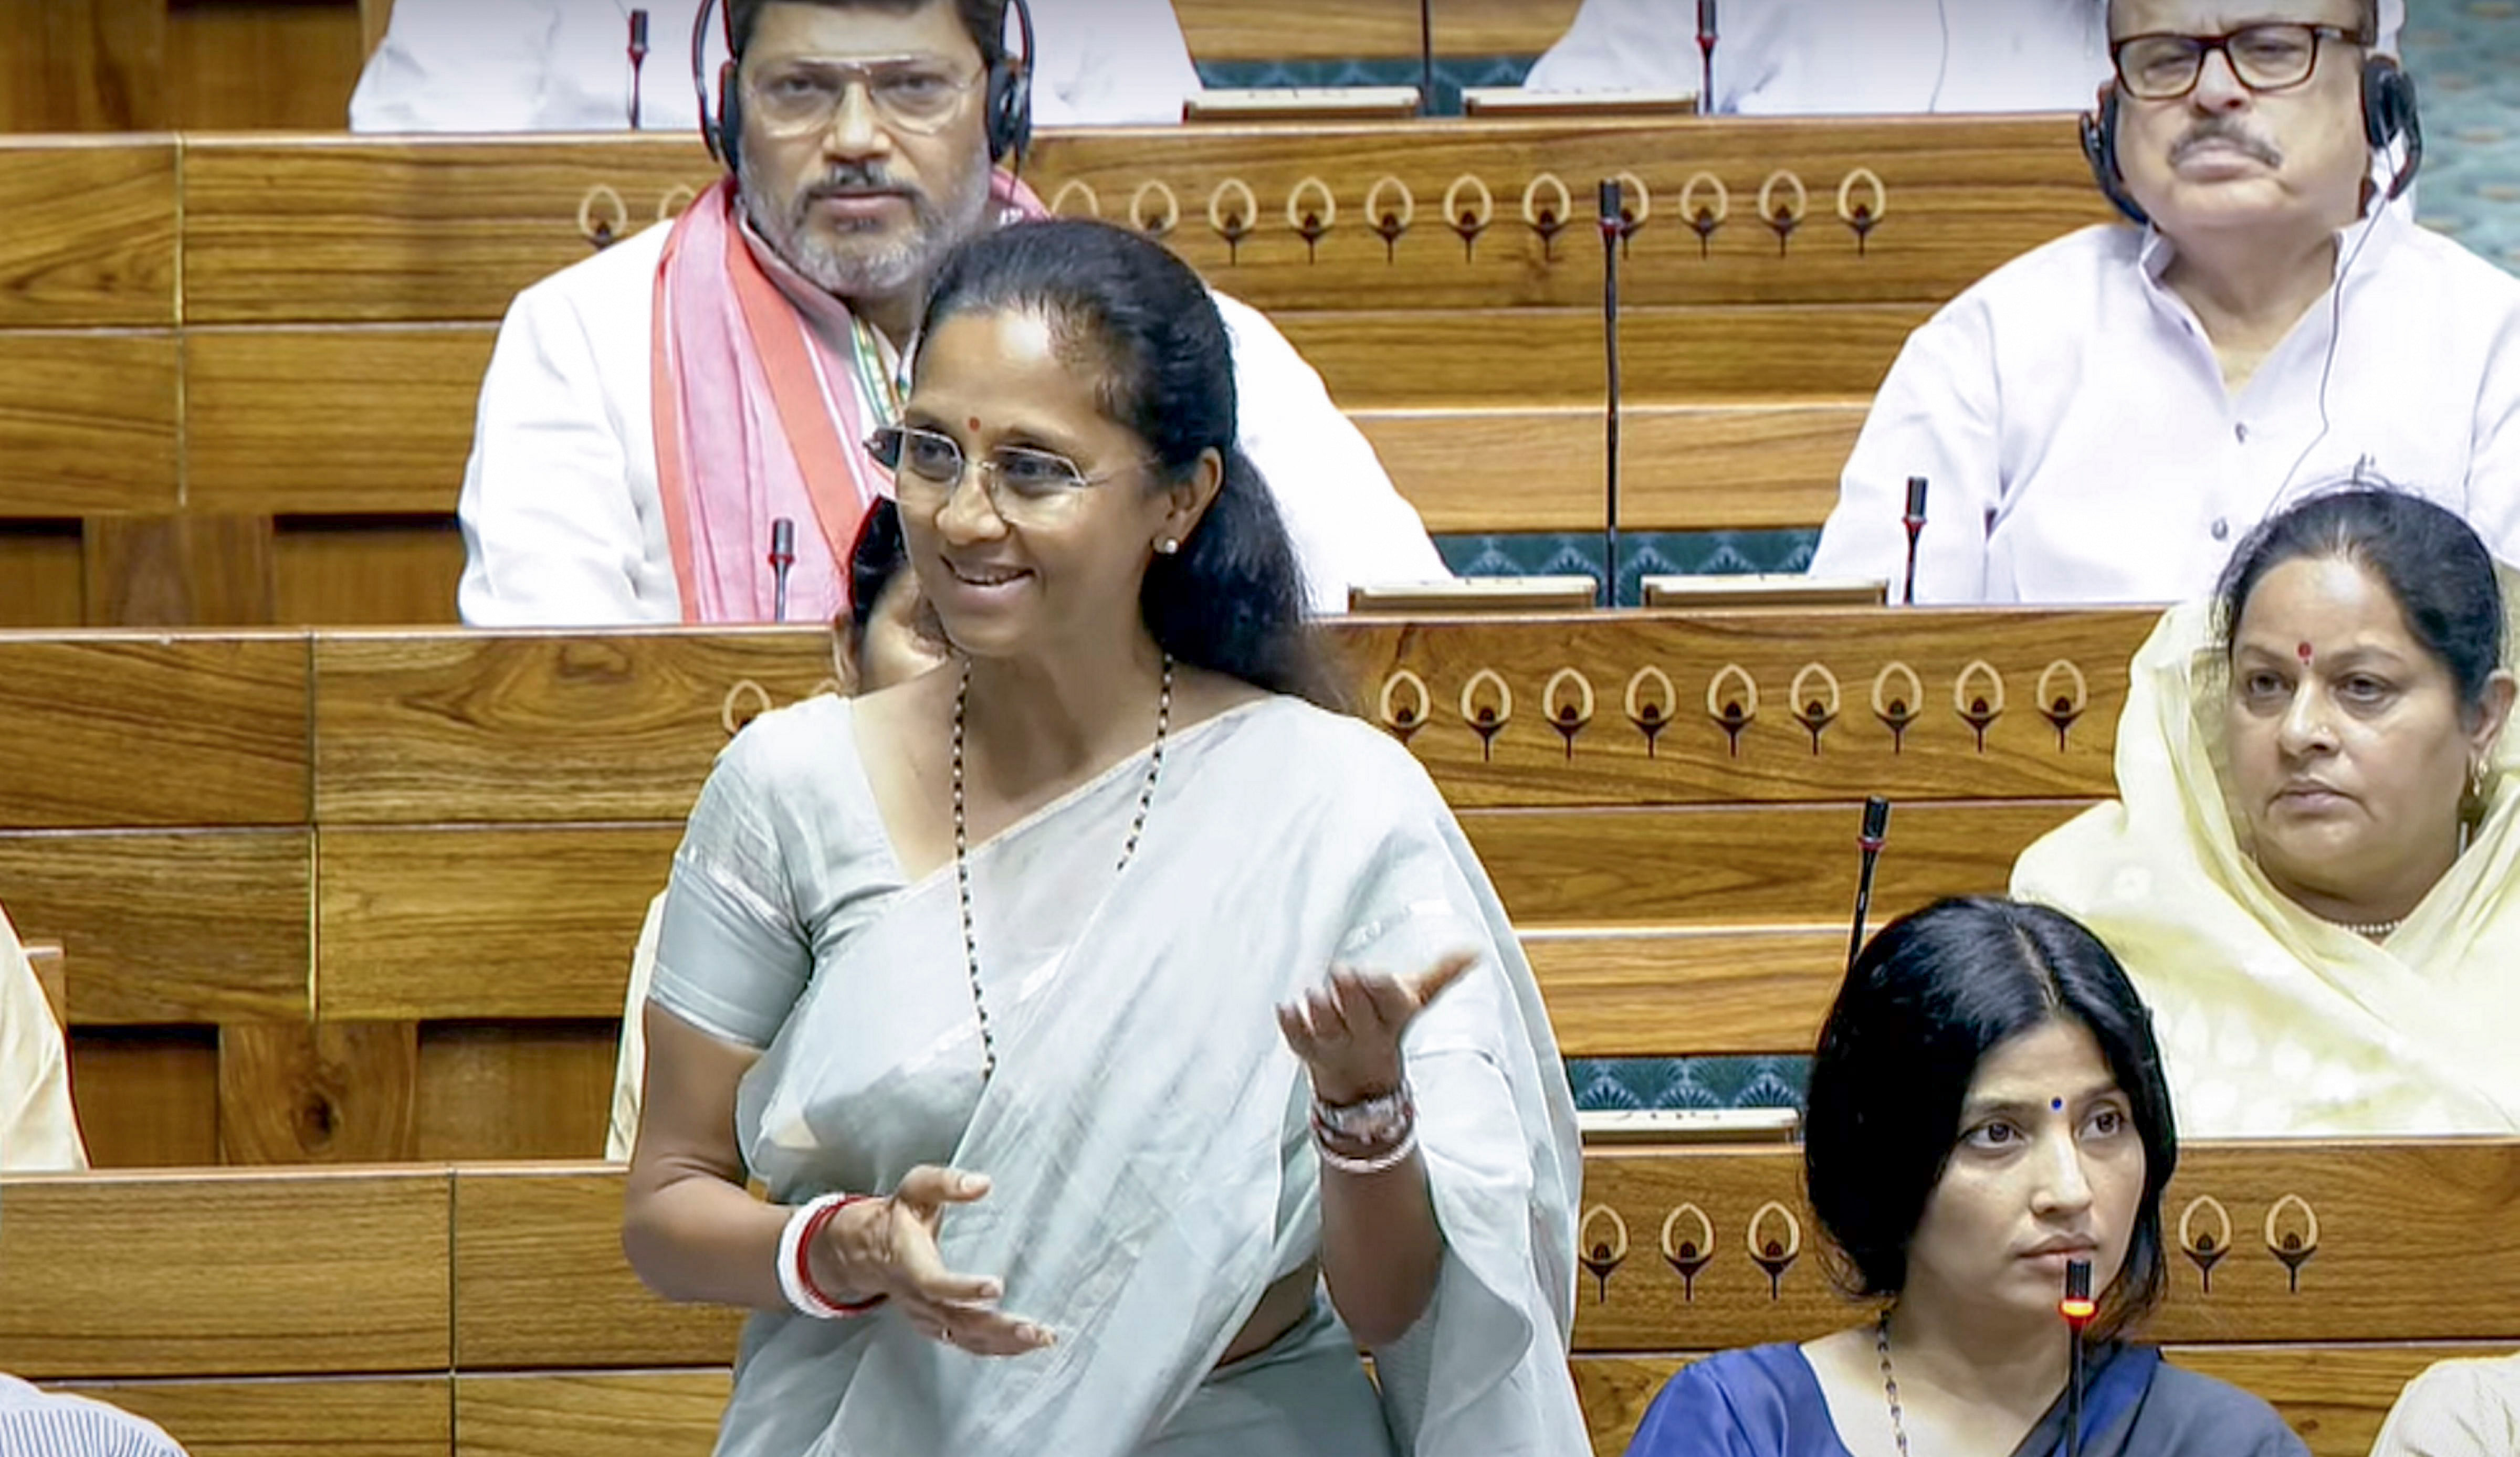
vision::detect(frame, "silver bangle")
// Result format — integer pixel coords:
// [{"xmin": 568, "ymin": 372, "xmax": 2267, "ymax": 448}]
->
[{"xmin": 1314, "ymin": 1122, "xmax": 1420, "ymax": 1176}]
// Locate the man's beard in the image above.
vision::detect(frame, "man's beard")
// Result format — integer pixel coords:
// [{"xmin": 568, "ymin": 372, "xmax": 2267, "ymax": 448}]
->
[{"xmin": 741, "ymin": 159, "xmax": 992, "ymax": 301}]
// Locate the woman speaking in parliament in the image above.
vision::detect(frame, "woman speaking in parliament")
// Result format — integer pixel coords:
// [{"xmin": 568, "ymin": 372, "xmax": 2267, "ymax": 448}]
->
[
  {"xmin": 2014, "ymin": 489, "xmax": 2520, "ymax": 1135},
  {"xmin": 620, "ymin": 218, "xmax": 1587, "ymax": 1455},
  {"xmin": 1624, "ymin": 897, "xmax": 2307, "ymax": 1457}
]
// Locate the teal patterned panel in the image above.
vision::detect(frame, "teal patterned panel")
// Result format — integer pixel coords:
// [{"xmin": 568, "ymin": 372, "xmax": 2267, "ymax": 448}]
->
[
  {"xmin": 2404, "ymin": 1, "xmax": 2520, "ymax": 274},
  {"xmin": 1567, "ymin": 1055, "xmax": 1810, "ymax": 1112},
  {"xmin": 1194, "ymin": 57, "xmax": 1535, "ymax": 115},
  {"xmin": 1437, "ymin": 529, "xmax": 1821, "ymax": 606}
]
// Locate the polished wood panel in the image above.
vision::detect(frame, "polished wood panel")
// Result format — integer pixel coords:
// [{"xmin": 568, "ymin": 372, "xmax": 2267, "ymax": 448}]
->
[
  {"xmin": 453, "ymin": 1166, "xmax": 746, "ymax": 1370},
  {"xmin": 0, "ymin": 521, "xmax": 83, "ymax": 626},
  {"xmin": 0, "ymin": 331, "xmax": 178, "ymax": 514},
  {"xmin": 0, "ymin": 141, "xmax": 177, "ymax": 326},
  {"xmin": 65, "ymin": 1025, "xmax": 221, "ymax": 1167},
  {"xmin": 1427, "ymin": 0, "xmax": 1586, "ymax": 56},
  {"xmin": 1354, "ymin": 402, "xmax": 1864, "ymax": 533},
  {"xmin": 318, "ymin": 826, "xmax": 679, "ymax": 1019},
  {"xmin": 1570, "ymin": 1140, "xmax": 2520, "ymax": 1352},
  {"xmin": 0, "ymin": 830, "xmax": 311, "ymax": 1024},
  {"xmin": 185, "ymin": 326, "xmax": 491, "ymax": 513},
  {"xmin": 275, "ymin": 516, "xmax": 467, "ymax": 626},
  {"xmin": 0, "ymin": 634, "xmax": 310, "ymax": 827},
  {"xmin": 310, "ymin": 629, "xmax": 838, "ymax": 825},
  {"xmin": 1279, "ymin": 304, "xmax": 1925, "ymax": 406},
  {"xmin": 167, "ymin": 2, "xmax": 367, "ymax": 131},
  {"xmin": 1466, "ymin": 800, "xmax": 2084, "ymax": 927},
  {"xmin": 176, "ymin": 120, "xmax": 2106, "ymax": 323},
  {"xmin": 0, "ymin": 0, "xmax": 167, "ymax": 131},
  {"xmin": 0, "ymin": 1166, "xmax": 452, "ymax": 1379},
  {"xmin": 25, "ymin": 937, "xmax": 64, "ymax": 1024},
  {"xmin": 182, "ymin": 135, "xmax": 715, "ymax": 324},
  {"xmin": 455, "ymin": 1371, "xmax": 727, "ymax": 1457},
  {"xmin": 416, "ymin": 1022, "xmax": 617, "ymax": 1162},
  {"xmin": 1037, "ymin": 116, "xmax": 2107, "ymax": 311},
  {"xmin": 83, "ymin": 511, "xmax": 278, "ymax": 626},
  {"xmin": 1526, "ymin": 926, "xmax": 1843, "ymax": 1057},
  {"xmin": 218, "ymin": 1020, "xmax": 420, "ymax": 1165},
  {"xmin": 1332, "ymin": 608, "xmax": 2154, "ymax": 808},
  {"xmin": 55, "ymin": 1375, "xmax": 454, "ymax": 1457},
  {"xmin": 1174, "ymin": 0, "xmax": 1420, "ymax": 62},
  {"xmin": 1570, "ymin": 1345, "xmax": 2492, "ymax": 1457}
]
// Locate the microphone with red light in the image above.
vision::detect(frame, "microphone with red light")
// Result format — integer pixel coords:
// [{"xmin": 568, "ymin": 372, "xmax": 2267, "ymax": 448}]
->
[{"xmin": 2061, "ymin": 1257, "xmax": 2095, "ymax": 1457}]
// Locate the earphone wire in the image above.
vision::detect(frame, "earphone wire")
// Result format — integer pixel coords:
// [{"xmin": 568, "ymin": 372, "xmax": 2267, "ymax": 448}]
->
[
  {"xmin": 1927, "ymin": 0, "xmax": 1952, "ymax": 112},
  {"xmin": 2263, "ymin": 132, "xmax": 2402, "ymax": 518}
]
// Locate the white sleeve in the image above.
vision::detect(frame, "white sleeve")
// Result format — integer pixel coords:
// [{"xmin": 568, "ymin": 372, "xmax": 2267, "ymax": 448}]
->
[
  {"xmin": 2459, "ymin": 305, "xmax": 2520, "ymax": 573},
  {"xmin": 347, "ymin": 0, "xmax": 561, "ymax": 132},
  {"xmin": 1025, "ymin": 0, "xmax": 1202, "ymax": 126},
  {"xmin": 1807, "ymin": 297, "xmax": 2003, "ymax": 604},
  {"xmin": 1521, "ymin": 0, "xmax": 1691, "ymax": 94},
  {"xmin": 2370, "ymin": 1359, "xmax": 2518, "ymax": 1457},
  {"xmin": 456, "ymin": 282, "xmax": 663, "ymax": 626},
  {"xmin": 1214, "ymin": 293, "xmax": 1449, "ymax": 613}
]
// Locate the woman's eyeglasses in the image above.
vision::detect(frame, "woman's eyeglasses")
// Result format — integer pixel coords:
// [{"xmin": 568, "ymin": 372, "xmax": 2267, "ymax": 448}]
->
[
  {"xmin": 2110, "ymin": 24, "xmax": 2364, "ymax": 101},
  {"xmin": 743, "ymin": 57, "xmax": 983, "ymax": 137},
  {"xmin": 869, "ymin": 425, "xmax": 1135, "ymax": 526}
]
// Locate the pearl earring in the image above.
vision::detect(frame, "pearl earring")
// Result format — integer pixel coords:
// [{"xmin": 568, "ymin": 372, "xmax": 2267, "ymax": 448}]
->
[{"xmin": 1155, "ymin": 537, "xmax": 1180, "ymax": 556}]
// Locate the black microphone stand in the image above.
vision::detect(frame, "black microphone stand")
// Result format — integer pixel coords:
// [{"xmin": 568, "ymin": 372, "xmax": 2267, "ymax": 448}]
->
[
  {"xmin": 1847, "ymin": 796, "xmax": 1890, "ymax": 968},
  {"xmin": 1419, "ymin": 0, "xmax": 1435, "ymax": 116},
  {"xmin": 2062, "ymin": 1258, "xmax": 2095, "ymax": 1457},
  {"xmin": 628, "ymin": 9, "xmax": 650, "ymax": 129},
  {"xmin": 769, "ymin": 517, "xmax": 796, "ymax": 624},
  {"xmin": 1900, "ymin": 474, "xmax": 1929, "ymax": 606},
  {"xmin": 1696, "ymin": 0, "xmax": 1719, "ymax": 113},
  {"xmin": 1599, "ymin": 178, "xmax": 1624, "ymax": 608}
]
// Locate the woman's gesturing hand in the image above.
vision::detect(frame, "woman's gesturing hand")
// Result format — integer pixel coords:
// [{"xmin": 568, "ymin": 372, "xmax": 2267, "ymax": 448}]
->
[
  {"xmin": 1276, "ymin": 950, "xmax": 1477, "ymax": 1106},
  {"xmin": 821, "ymin": 1165, "xmax": 1054, "ymax": 1356}
]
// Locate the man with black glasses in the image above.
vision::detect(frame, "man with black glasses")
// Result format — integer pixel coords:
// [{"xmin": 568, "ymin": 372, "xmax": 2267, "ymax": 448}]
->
[{"xmin": 1808, "ymin": 0, "xmax": 2520, "ymax": 605}]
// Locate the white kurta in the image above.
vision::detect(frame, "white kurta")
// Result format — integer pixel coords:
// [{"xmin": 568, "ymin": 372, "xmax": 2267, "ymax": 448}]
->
[
  {"xmin": 2371, "ymin": 1353, "xmax": 2520, "ymax": 1457},
  {"xmin": 455, "ymin": 221, "xmax": 1445, "ymax": 624},
  {"xmin": 0, "ymin": 903, "xmax": 86, "ymax": 1172},
  {"xmin": 1809, "ymin": 206, "xmax": 2520, "ymax": 604},
  {"xmin": 1520, "ymin": 0, "xmax": 2401, "ymax": 111},
  {"xmin": 350, "ymin": 0, "xmax": 1204, "ymax": 132}
]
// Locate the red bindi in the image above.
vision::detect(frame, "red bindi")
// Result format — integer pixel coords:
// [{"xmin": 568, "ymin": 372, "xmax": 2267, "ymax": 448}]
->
[
  {"xmin": 967, "ymin": 417, "xmax": 982, "ymax": 432},
  {"xmin": 2297, "ymin": 642, "xmax": 2315, "ymax": 667}
]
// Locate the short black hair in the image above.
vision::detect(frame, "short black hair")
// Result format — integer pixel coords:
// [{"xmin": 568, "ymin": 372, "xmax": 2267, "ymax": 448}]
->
[
  {"xmin": 729, "ymin": 0, "xmax": 1007, "ymax": 70},
  {"xmin": 1804, "ymin": 896, "xmax": 2178, "ymax": 1337},
  {"xmin": 2216, "ymin": 487, "xmax": 2506, "ymax": 717}
]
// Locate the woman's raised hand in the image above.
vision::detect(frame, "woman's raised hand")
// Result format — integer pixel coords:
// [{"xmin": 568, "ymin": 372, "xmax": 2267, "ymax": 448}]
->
[
  {"xmin": 1276, "ymin": 949, "xmax": 1478, "ymax": 1106},
  {"xmin": 822, "ymin": 1165, "xmax": 1054, "ymax": 1356}
]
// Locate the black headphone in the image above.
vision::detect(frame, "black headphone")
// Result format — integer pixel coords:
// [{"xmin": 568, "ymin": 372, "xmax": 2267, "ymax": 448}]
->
[
  {"xmin": 692, "ymin": 0, "xmax": 1035, "ymax": 174},
  {"xmin": 2079, "ymin": 46, "xmax": 2423, "ymax": 226}
]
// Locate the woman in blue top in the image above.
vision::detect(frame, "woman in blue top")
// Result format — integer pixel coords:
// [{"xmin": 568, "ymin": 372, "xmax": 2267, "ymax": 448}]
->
[{"xmin": 1625, "ymin": 896, "xmax": 2307, "ymax": 1457}]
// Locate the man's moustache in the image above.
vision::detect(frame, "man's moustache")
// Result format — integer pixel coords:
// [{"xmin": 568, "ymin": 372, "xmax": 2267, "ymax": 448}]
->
[{"xmin": 2170, "ymin": 125, "xmax": 2283, "ymax": 168}]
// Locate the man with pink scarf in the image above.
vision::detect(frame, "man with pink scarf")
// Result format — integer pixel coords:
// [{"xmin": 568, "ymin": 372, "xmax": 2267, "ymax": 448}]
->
[{"xmin": 456, "ymin": 0, "xmax": 1445, "ymax": 626}]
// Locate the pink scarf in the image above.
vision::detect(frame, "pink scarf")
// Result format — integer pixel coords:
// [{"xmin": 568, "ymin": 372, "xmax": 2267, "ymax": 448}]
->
[{"xmin": 650, "ymin": 173, "xmax": 1046, "ymax": 623}]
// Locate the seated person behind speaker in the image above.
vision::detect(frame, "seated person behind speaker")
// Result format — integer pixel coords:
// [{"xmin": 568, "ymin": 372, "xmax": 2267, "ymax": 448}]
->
[
  {"xmin": 1, "ymin": 901, "xmax": 86, "ymax": 1171},
  {"xmin": 2371, "ymin": 1350, "xmax": 2520, "ymax": 1457},
  {"xmin": 621, "ymin": 216, "xmax": 1586, "ymax": 1452},
  {"xmin": 606, "ymin": 496, "xmax": 942, "ymax": 1160},
  {"xmin": 1525, "ymin": 0, "xmax": 2107, "ymax": 112},
  {"xmin": 2014, "ymin": 489, "xmax": 2519, "ymax": 1135},
  {"xmin": 1625, "ymin": 896, "xmax": 2306, "ymax": 1457},
  {"xmin": 457, "ymin": 0, "xmax": 1442, "ymax": 629},
  {"xmin": 1808, "ymin": 0, "xmax": 2517, "ymax": 604},
  {"xmin": 351, "ymin": 0, "xmax": 1202, "ymax": 131}
]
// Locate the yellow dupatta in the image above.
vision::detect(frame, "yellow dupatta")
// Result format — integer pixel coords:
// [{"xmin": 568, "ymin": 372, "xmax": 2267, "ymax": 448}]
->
[{"xmin": 2011, "ymin": 588, "xmax": 2520, "ymax": 1136}]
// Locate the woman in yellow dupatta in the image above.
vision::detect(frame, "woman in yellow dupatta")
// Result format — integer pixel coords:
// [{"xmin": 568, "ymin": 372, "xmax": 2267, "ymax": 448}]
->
[{"xmin": 2013, "ymin": 487, "xmax": 2520, "ymax": 1136}]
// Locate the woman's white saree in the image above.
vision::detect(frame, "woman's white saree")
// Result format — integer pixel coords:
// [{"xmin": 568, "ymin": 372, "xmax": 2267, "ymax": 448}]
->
[
  {"xmin": 649, "ymin": 694, "xmax": 1587, "ymax": 1455},
  {"xmin": 2012, "ymin": 599, "xmax": 2520, "ymax": 1135}
]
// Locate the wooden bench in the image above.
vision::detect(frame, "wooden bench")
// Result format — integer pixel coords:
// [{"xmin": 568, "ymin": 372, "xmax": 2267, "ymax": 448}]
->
[
  {"xmin": 0, "ymin": 609, "xmax": 2156, "ymax": 1165},
  {"xmin": 10, "ymin": 1144, "xmax": 2508, "ymax": 1457},
  {"xmin": 0, "ymin": 119, "xmax": 2114, "ymax": 626}
]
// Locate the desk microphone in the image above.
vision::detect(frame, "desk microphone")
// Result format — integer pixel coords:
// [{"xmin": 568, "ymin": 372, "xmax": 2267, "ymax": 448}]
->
[
  {"xmin": 1599, "ymin": 178, "xmax": 1625, "ymax": 608},
  {"xmin": 627, "ymin": 9, "xmax": 651, "ymax": 129},
  {"xmin": 1900, "ymin": 474, "xmax": 1929, "ymax": 606},
  {"xmin": 1696, "ymin": 0, "xmax": 1719, "ymax": 114},
  {"xmin": 2061, "ymin": 1258, "xmax": 2096, "ymax": 1457},
  {"xmin": 1846, "ymin": 796, "xmax": 1891, "ymax": 970},
  {"xmin": 769, "ymin": 517, "xmax": 796, "ymax": 623}
]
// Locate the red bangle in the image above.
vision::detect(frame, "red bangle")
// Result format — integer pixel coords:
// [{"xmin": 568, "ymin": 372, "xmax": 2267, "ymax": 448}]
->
[{"xmin": 796, "ymin": 1194, "xmax": 888, "ymax": 1315}]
